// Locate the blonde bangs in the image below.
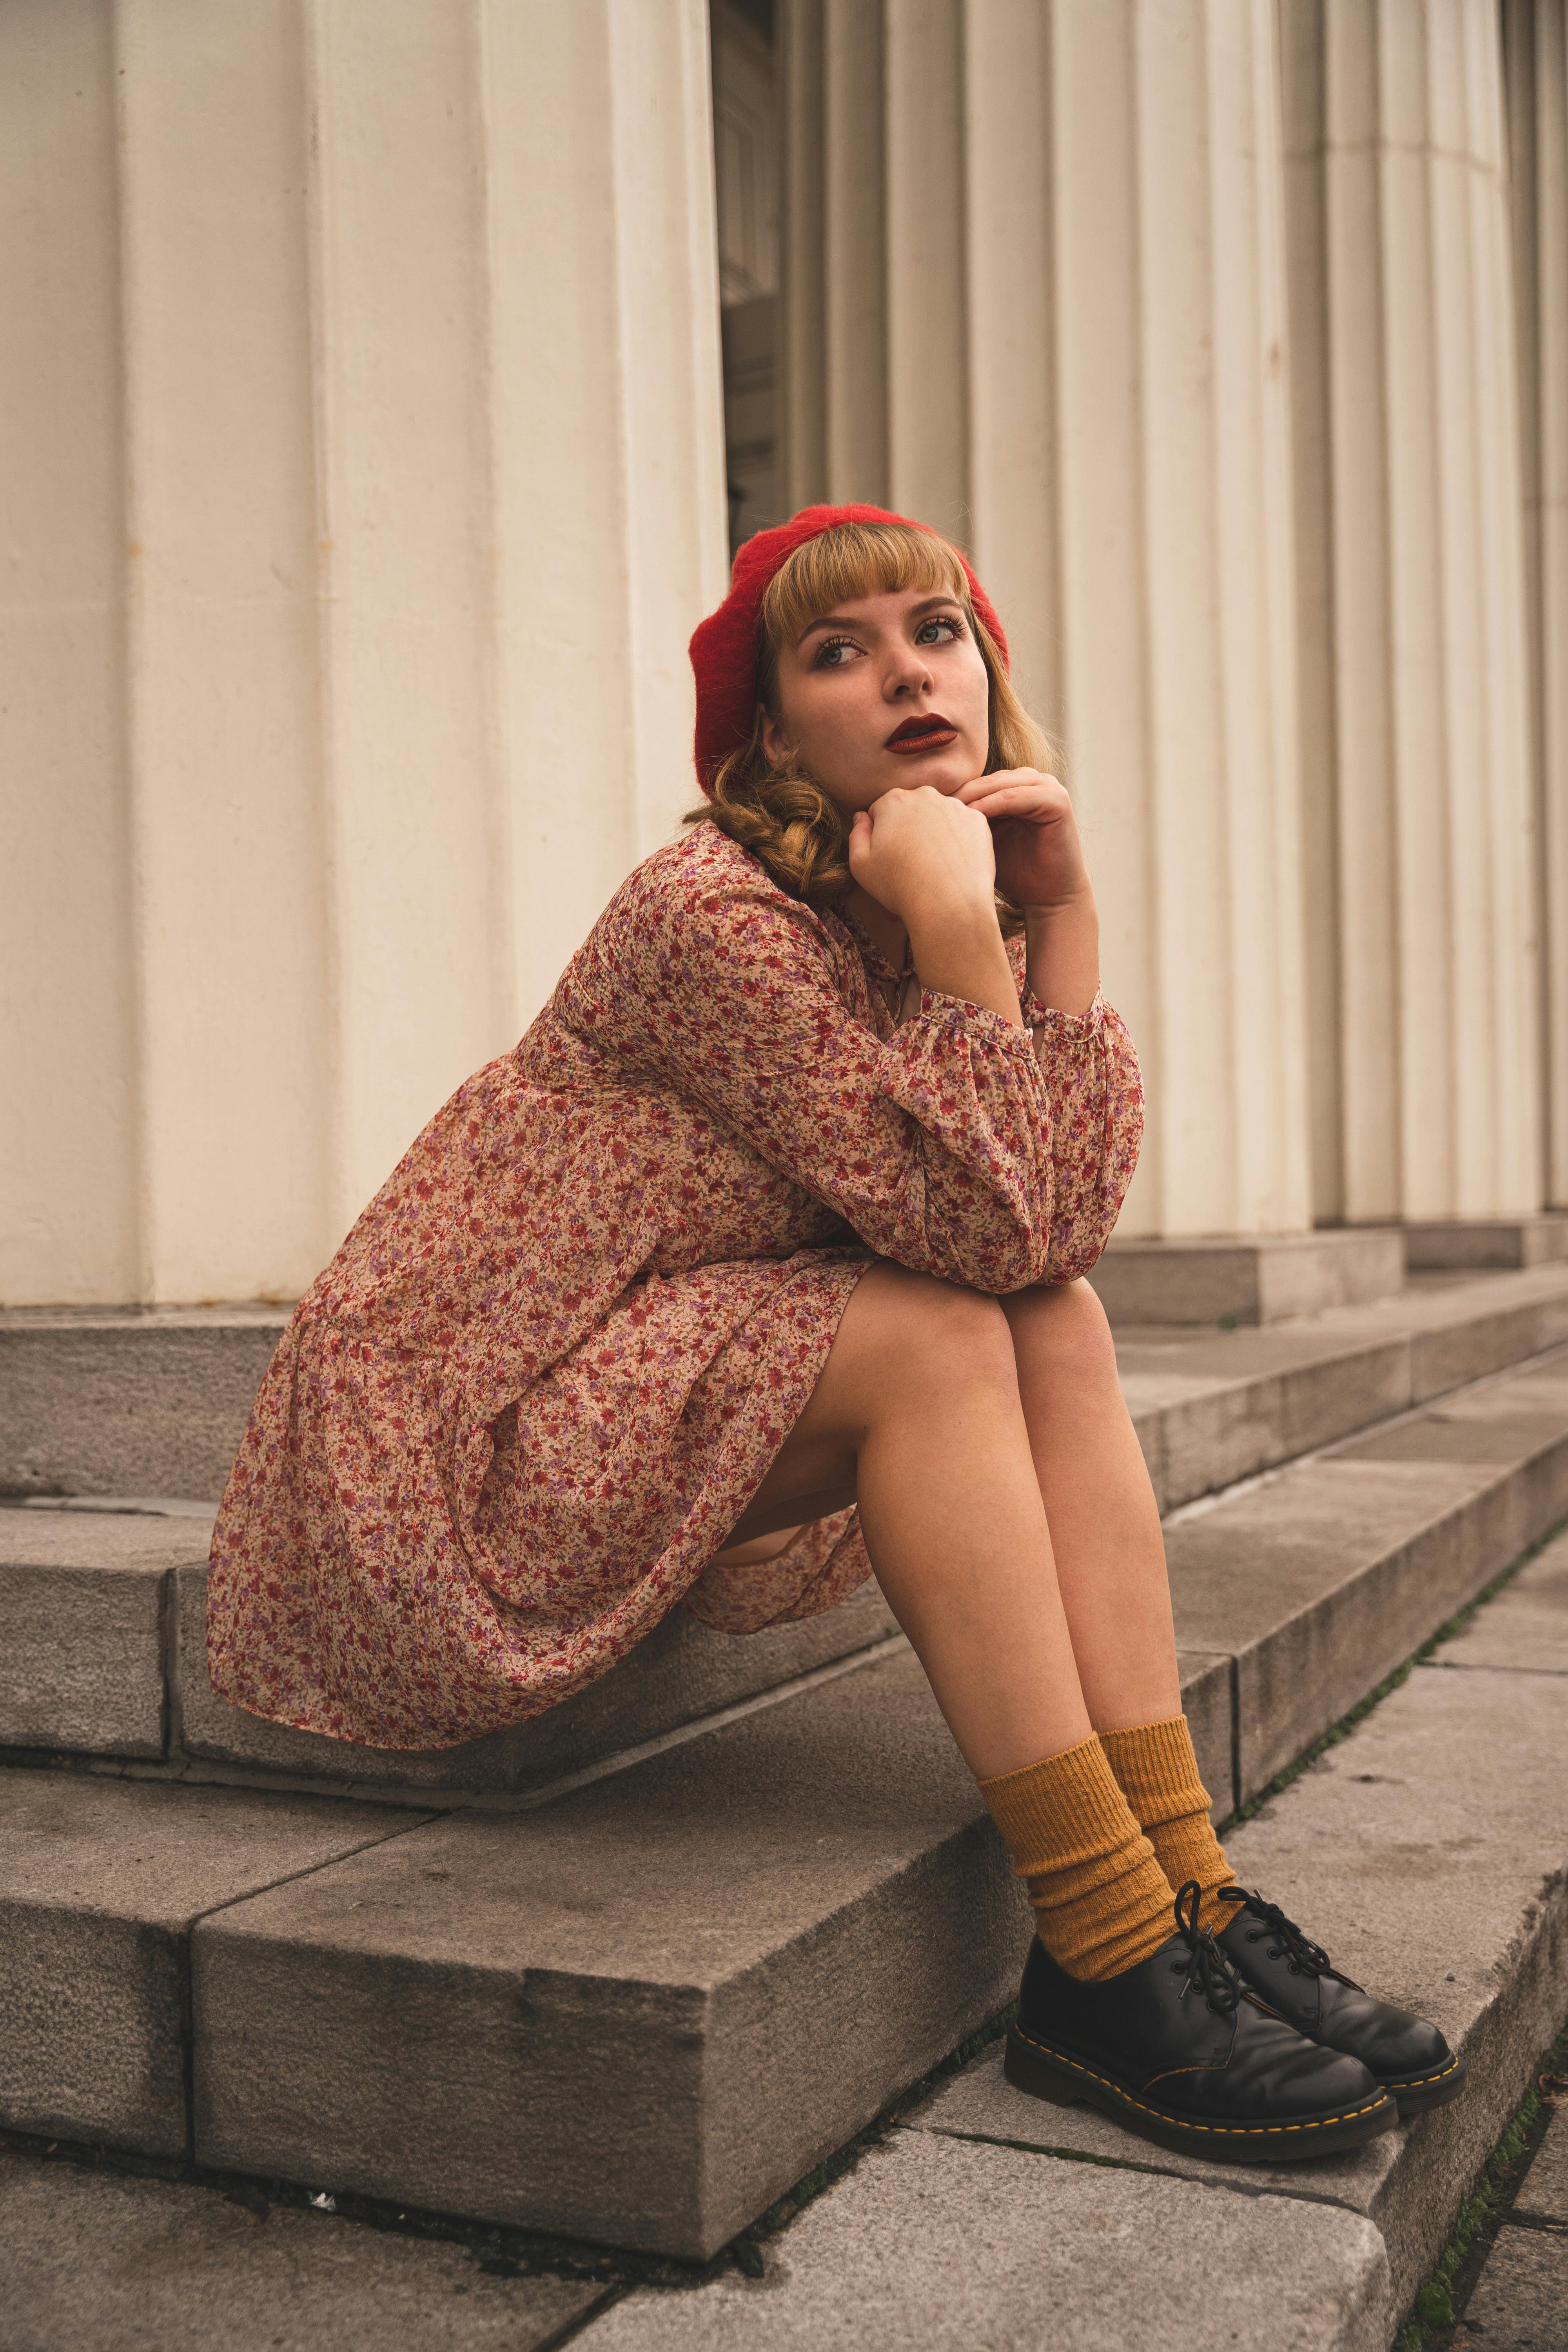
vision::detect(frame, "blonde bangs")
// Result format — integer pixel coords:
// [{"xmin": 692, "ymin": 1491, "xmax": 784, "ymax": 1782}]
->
[
  {"xmin": 760, "ymin": 523, "xmax": 971, "ymax": 658},
  {"xmin": 688, "ymin": 517, "xmax": 1053, "ymax": 932}
]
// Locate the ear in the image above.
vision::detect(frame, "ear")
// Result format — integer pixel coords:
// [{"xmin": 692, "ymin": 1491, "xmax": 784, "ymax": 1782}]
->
[{"xmin": 760, "ymin": 706, "xmax": 789, "ymax": 769}]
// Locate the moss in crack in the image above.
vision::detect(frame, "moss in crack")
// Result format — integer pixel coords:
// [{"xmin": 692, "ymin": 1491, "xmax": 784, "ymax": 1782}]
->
[{"xmin": 1392, "ymin": 2016, "xmax": 1568, "ymax": 2351}]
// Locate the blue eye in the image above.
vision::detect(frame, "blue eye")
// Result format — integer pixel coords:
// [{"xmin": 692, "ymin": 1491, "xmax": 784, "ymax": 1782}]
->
[{"xmin": 916, "ymin": 614, "xmax": 964, "ymax": 646}]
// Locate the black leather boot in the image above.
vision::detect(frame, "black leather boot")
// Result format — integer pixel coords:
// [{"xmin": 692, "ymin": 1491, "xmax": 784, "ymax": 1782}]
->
[
  {"xmin": 1215, "ymin": 1887, "xmax": 1465, "ymax": 2117},
  {"xmin": 1003, "ymin": 1882, "xmax": 1398, "ymax": 2162}
]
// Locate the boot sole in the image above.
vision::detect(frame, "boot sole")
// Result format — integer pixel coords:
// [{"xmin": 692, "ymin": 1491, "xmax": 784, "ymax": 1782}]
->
[
  {"xmin": 1379, "ymin": 2053, "xmax": 1466, "ymax": 2118},
  {"xmin": 1004, "ymin": 2023, "xmax": 1400, "ymax": 2164}
]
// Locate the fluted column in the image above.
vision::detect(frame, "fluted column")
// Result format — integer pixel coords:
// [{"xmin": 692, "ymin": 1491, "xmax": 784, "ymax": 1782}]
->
[
  {"xmin": 1280, "ymin": 0, "xmax": 1541, "ymax": 1224},
  {"xmin": 784, "ymin": 0, "xmax": 1312, "ymax": 1238},
  {"xmin": 1505, "ymin": 0, "xmax": 1568, "ymax": 1205},
  {"xmin": 0, "ymin": 0, "xmax": 728, "ymax": 1307}
]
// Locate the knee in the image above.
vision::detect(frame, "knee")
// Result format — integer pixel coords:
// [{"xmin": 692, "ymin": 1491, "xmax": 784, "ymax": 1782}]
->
[
  {"xmin": 1005, "ymin": 1276, "xmax": 1120, "ymax": 1391},
  {"xmin": 871, "ymin": 1266, "xmax": 1021, "ymax": 1399}
]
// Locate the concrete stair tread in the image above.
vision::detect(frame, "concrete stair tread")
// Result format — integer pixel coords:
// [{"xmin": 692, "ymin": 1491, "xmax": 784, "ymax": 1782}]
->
[
  {"xmin": 7, "ymin": 1601, "xmax": 1562, "ymax": 2349},
  {"xmin": 1438, "ymin": 1535, "xmax": 1568, "ymax": 1673},
  {"xmin": 1165, "ymin": 1347, "xmax": 1568, "ymax": 1789},
  {"xmin": 0, "ymin": 2150, "xmax": 608, "ymax": 2352},
  {"xmin": 1117, "ymin": 1259, "xmax": 1568, "ymax": 1510},
  {"xmin": 591, "ymin": 2134, "xmax": 1391, "ymax": 2350},
  {"xmin": 5, "ymin": 1648, "xmax": 1033, "ymax": 2257},
  {"xmin": 0, "ymin": 1773, "xmax": 437, "ymax": 2159}
]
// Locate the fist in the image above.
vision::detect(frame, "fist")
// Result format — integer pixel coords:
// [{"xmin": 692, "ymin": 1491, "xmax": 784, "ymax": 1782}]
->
[
  {"xmin": 954, "ymin": 769, "xmax": 1091, "ymax": 910},
  {"xmin": 847, "ymin": 785, "xmax": 998, "ymax": 929}
]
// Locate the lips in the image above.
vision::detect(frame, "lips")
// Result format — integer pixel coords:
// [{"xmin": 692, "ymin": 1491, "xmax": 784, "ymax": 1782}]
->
[{"xmin": 885, "ymin": 713, "xmax": 959, "ymax": 753}]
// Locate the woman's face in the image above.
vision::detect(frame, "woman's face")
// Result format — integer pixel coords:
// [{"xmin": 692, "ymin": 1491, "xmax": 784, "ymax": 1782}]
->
[{"xmin": 761, "ymin": 581, "xmax": 991, "ymax": 811}]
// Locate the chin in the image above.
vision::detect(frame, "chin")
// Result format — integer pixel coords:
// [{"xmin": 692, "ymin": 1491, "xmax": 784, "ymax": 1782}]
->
[{"xmin": 880, "ymin": 756, "xmax": 972, "ymax": 795}]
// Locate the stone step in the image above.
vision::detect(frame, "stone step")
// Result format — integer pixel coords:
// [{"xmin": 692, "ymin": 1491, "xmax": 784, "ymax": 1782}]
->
[
  {"xmin": 0, "ymin": 1498, "xmax": 900, "ymax": 1804},
  {"xmin": 0, "ymin": 1306, "xmax": 289, "ymax": 1503},
  {"xmin": 5, "ymin": 1532, "xmax": 1562, "ymax": 2348},
  {"xmin": 1089, "ymin": 1223, "xmax": 1406, "ymax": 1325},
  {"xmin": 7, "ymin": 1263, "xmax": 1568, "ymax": 1804},
  {"xmin": 1167, "ymin": 1340, "xmax": 1568, "ymax": 1799},
  {"xmin": 8, "ymin": 1264, "xmax": 1568, "ymax": 1514},
  {"xmin": 4, "ymin": 1345, "xmax": 1567, "ymax": 2260},
  {"xmin": 1118, "ymin": 1258, "xmax": 1568, "ymax": 1514},
  {"xmin": 1403, "ymin": 1209, "xmax": 1568, "ymax": 1271}
]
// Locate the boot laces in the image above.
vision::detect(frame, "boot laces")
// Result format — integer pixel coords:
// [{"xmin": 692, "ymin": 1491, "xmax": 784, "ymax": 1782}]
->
[
  {"xmin": 1220, "ymin": 1886, "xmax": 1333, "ymax": 1979},
  {"xmin": 1169, "ymin": 1880, "xmax": 1242, "ymax": 2017}
]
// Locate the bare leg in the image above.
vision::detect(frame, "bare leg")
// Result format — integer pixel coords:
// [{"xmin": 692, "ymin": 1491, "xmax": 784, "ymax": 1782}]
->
[
  {"xmin": 1000, "ymin": 1279, "xmax": 1182, "ymax": 1732},
  {"xmin": 722, "ymin": 1261, "xmax": 1093, "ymax": 1778}
]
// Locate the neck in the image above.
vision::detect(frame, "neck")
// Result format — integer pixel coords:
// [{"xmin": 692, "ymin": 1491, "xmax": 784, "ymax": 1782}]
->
[{"xmin": 844, "ymin": 884, "xmax": 908, "ymax": 971}]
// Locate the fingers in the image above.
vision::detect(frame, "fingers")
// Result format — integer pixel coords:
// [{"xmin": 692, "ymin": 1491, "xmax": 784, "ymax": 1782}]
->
[{"xmin": 955, "ymin": 771, "xmax": 1065, "ymax": 811}]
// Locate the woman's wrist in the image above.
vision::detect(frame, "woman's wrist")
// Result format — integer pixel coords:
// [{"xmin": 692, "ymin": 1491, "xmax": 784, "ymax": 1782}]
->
[
  {"xmin": 1023, "ymin": 890, "xmax": 1100, "ymax": 1016},
  {"xmin": 907, "ymin": 898, "xmax": 1024, "ymax": 1028}
]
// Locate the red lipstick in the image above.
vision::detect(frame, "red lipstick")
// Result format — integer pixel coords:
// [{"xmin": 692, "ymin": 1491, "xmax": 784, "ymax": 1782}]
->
[{"xmin": 885, "ymin": 713, "xmax": 959, "ymax": 754}]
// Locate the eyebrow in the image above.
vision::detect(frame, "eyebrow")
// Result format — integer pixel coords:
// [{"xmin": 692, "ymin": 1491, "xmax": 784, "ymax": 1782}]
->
[{"xmin": 795, "ymin": 592, "xmax": 965, "ymax": 647}]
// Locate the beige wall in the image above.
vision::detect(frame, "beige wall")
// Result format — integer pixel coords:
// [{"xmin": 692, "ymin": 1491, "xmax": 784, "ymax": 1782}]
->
[
  {"xmin": 783, "ymin": 0, "xmax": 1313, "ymax": 1240},
  {"xmin": 783, "ymin": 0, "xmax": 1549, "ymax": 1239},
  {"xmin": 3, "ymin": 0, "xmax": 1561, "ymax": 1305},
  {"xmin": 0, "ymin": 0, "xmax": 728, "ymax": 1307},
  {"xmin": 1282, "ymin": 0, "xmax": 1541, "ymax": 1225},
  {"xmin": 1506, "ymin": 0, "xmax": 1568, "ymax": 1207}
]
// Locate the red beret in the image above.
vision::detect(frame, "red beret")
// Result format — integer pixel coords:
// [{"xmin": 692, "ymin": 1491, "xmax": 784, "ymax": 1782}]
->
[{"xmin": 689, "ymin": 503, "xmax": 1009, "ymax": 795}]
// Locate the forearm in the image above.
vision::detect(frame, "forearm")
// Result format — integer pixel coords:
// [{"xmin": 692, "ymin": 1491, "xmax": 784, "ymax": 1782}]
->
[
  {"xmin": 906, "ymin": 900, "xmax": 1024, "ymax": 1026},
  {"xmin": 1024, "ymin": 889, "xmax": 1100, "ymax": 1016}
]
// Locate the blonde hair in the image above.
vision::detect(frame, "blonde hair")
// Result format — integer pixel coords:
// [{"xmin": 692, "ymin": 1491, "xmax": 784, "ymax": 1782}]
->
[{"xmin": 685, "ymin": 521, "xmax": 1053, "ymax": 932}]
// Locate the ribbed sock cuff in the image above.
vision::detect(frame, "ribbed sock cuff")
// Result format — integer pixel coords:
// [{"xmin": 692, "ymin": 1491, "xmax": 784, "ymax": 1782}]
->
[
  {"xmin": 1101, "ymin": 1714, "xmax": 1234, "ymax": 1936},
  {"xmin": 979, "ymin": 1735, "xmax": 1178, "ymax": 1982}
]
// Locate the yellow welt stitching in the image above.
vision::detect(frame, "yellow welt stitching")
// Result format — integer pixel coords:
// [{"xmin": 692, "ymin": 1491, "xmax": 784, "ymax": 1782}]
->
[
  {"xmin": 1011, "ymin": 2026, "xmax": 1391, "ymax": 2138},
  {"xmin": 1383, "ymin": 2058, "xmax": 1461, "ymax": 2089}
]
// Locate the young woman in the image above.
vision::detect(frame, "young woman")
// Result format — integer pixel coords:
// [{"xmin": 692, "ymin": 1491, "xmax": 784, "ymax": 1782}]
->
[{"xmin": 209, "ymin": 503, "xmax": 1462, "ymax": 2163}]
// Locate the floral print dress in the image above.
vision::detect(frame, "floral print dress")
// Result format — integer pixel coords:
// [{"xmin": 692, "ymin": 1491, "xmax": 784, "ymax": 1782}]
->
[{"xmin": 207, "ymin": 825, "xmax": 1143, "ymax": 1750}]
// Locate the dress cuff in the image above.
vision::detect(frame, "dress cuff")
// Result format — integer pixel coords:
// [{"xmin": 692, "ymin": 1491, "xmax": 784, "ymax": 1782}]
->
[
  {"xmin": 914, "ymin": 988, "xmax": 1043, "ymax": 1051},
  {"xmin": 1018, "ymin": 982, "xmax": 1107, "ymax": 1036}
]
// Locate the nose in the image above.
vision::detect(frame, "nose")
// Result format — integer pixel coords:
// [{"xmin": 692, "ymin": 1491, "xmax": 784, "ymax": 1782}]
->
[{"xmin": 883, "ymin": 641, "xmax": 934, "ymax": 701}]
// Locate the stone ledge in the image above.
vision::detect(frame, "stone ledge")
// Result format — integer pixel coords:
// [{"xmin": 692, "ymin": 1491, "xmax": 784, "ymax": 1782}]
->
[
  {"xmin": 0, "ymin": 1773, "xmax": 432, "ymax": 2158},
  {"xmin": 592, "ymin": 2132, "xmax": 1391, "ymax": 2351},
  {"xmin": 191, "ymin": 1646, "xmax": 1030, "ymax": 2260},
  {"xmin": 1121, "ymin": 1261, "xmax": 1568, "ymax": 1512},
  {"xmin": 0, "ymin": 1508, "xmax": 199, "ymax": 1758},
  {"xmin": 0, "ymin": 2151, "xmax": 608, "ymax": 2352},
  {"xmin": 1090, "ymin": 1227, "xmax": 1405, "ymax": 1326},
  {"xmin": 1403, "ymin": 1212, "xmax": 1568, "ymax": 1271},
  {"xmin": 173, "ymin": 1567, "xmax": 901, "ymax": 1801},
  {"xmin": 1168, "ymin": 1346, "xmax": 1568, "ymax": 1797},
  {"xmin": 0, "ymin": 1309, "xmax": 289, "ymax": 1503}
]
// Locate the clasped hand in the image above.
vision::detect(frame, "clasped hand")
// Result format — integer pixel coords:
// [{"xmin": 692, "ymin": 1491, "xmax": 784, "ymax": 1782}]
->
[{"xmin": 847, "ymin": 770, "xmax": 1090, "ymax": 930}]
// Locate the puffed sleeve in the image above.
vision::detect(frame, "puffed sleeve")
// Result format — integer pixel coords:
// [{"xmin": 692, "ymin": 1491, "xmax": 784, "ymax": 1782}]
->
[
  {"xmin": 1018, "ymin": 981, "xmax": 1145, "ymax": 1281},
  {"xmin": 596, "ymin": 870, "xmax": 1140, "ymax": 1293}
]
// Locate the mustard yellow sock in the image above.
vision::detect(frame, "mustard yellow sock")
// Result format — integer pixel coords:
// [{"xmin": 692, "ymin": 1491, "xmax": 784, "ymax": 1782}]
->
[
  {"xmin": 978, "ymin": 1734, "xmax": 1180, "ymax": 1982},
  {"xmin": 1100, "ymin": 1715, "xmax": 1236, "ymax": 1938}
]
